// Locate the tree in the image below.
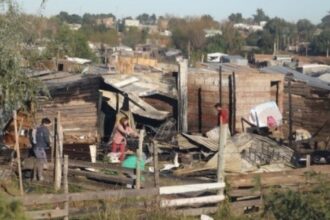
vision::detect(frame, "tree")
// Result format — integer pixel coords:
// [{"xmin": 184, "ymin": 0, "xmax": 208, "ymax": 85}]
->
[
  {"xmin": 122, "ymin": 27, "xmax": 146, "ymax": 48},
  {"xmin": 56, "ymin": 11, "xmax": 82, "ymax": 24},
  {"xmin": 321, "ymin": 11, "xmax": 330, "ymax": 29},
  {"xmin": 205, "ymin": 35, "xmax": 225, "ymax": 53},
  {"xmin": 256, "ymin": 31, "xmax": 274, "ymax": 53},
  {"xmin": 169, "ymin": 17, "xmax": 208, "ymax": 56},
  {"xmin": 310, "ymin": 30, "xmax": 330, "ymax": 56},
  {"xmin": 204, "ymin": 22, "xmax": 244, "ymax": 54},
  {"xmin": 253, "ymin": 8, "xmax": 269, "ymax": 23},
  {"xmin": 228, "ymin": 13, "xmax": 243, "ymax": 23},
  {"xmin": 220, "ymin": 22, "xmax": 244, "ymax": 53},
  {"xmin": 264, "ymin": 17, "xmax": 297, "ymax": 50},
  {"xmin": 136, "ymin": 13, "xmax": 157, "ymax": 25},
  {"xmin": 201, "ymin": 14, "xmax": 218, "ymax": 27},
  {"xmin": 0, "ymin": 1, "xmax": 46, "ymax": 127},
  {"xmin": 296, "ymin": 19, "xmax": 315, "ymax": 42},
  {"xmin": 171, "ymin": 25, "xmax": 189, "ymax": 54},
  {"xmin": 87, "ymin": 29, "xmax": 119, "ymax": 46},
  {"xmin": 45, "ymin": 24, "xmax": 95, "ymax": 60}
]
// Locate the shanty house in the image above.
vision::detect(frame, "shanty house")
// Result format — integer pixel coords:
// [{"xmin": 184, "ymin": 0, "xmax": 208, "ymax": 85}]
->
[
  {"xmin": 32, "ymin": 70, "xmax": 176, "ymax": 147},
  {"xmin": 187, "ymin": 63, "xmax": 284, "ymax": 134},
  {"xmin": 261, "ymin": 66, "xmax": 330, "ymax": 147}
]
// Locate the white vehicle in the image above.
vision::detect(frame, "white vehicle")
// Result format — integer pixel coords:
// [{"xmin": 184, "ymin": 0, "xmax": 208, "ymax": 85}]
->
[{"xmin": 207, "ymin": 52, "xmax": 227, "ymax": 63}]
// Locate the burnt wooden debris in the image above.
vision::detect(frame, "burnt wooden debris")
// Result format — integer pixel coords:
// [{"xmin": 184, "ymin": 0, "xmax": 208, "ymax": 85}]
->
[{"xmin": 2, "ymin": 60, "xmax": 330, "ymax": 219}]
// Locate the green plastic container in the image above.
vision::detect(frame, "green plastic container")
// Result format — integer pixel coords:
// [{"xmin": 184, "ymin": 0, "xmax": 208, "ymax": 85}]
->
[{"xmin": 122, "ymin": 155, "xmax": 145, "ymax": 170}]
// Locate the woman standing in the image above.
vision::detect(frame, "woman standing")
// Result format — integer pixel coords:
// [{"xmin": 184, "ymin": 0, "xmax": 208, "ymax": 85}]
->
[{"xmin": 111, "ymin": 116, "xmax": 138, "ymax": 161}]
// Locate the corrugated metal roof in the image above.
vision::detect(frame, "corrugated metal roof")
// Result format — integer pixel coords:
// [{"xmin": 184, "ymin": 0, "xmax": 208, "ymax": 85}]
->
[
  {"xmin": 102, "ymin": 73, "xmax": 177, "ymax": 99},
  {"xmin": 261, "ymin": 66, "xmax": 330, "ymax": 91},
  {"xmin": 101, "ymin": 90, "xmax": 170, "ymax": 120},
  {"xmin": 182, "ymin": 133, "xmax": 218, "ymax": 151},
  {"xmin": 191, "ymin": 63, "xmax": 259, "ymax": 74}
]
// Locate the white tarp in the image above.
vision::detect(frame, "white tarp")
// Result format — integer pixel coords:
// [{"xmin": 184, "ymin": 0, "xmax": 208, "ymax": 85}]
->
[
  {"xmin": 249, "ymin": 101, "xmax": 282, "ymax": 128},
  {"xmin": 66, "ymin": 56, "xmax": 92, "ymax": 64}
]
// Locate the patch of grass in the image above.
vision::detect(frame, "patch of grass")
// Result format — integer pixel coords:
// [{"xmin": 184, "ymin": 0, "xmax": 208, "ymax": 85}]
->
[
  {"xmin": 262, "ymin": 173, "xmax": 330, "ymax": 220},
  {"xmin": 68, "ymin": 183, "xmax": 84, "ymax": 193},
  {"xmin": 0, "ymin": 193, "xmax": 29, "ymax": 220}
]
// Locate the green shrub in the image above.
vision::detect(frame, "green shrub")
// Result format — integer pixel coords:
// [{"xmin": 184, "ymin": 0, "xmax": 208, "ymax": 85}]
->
[
  {"xmin": 0, "ymin": 194, "xmax": 29, "ymax": 220},
  {"xmin": 263, "ymin": 173, "xmax": 330, "ymax": 220}
]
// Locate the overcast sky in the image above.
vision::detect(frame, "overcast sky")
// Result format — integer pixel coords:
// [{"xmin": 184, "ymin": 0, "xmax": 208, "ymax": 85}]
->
[{"xmin": 17, "ymin": 0, "xmax": 330, "ymax": 24}]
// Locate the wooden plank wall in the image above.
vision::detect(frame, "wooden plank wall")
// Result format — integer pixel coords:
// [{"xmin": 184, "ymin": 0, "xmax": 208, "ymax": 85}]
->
[
  {"xmin": 187, "ymin": 71, "xmax": 284, "ymax": 133},
  {"xmin": 283, "ymin": 80, "xmax": 330, "ymax": 145},
  {"xmin": 36, "ymin": 77, "xmax": 102, "ymax": 144}
]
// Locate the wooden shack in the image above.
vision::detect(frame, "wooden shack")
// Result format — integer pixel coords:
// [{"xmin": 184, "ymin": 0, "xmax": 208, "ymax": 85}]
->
[
  {"xmin": 34, "ymin": 70, "xmax": 176, "ymax": 146},
  {"xmin": 261, "ymin": 66, "xmax": 330, "ymax": 148},
  {"xmin": 35, "ymin": 73, "xmax": 103, "ymax": 145},
  {"xmin": 187, "ymin": 64, "xmax": 284, "ymax": 133},
  {"xmin": 283, "ymin": 78, "xmax": 330, "ymax": 146}
]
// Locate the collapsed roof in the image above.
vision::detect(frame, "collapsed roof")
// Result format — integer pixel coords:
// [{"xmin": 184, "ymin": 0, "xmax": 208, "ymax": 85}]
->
[{"xmin": 27, "ymin": 69, "xmax": 177, "ymax": 121}]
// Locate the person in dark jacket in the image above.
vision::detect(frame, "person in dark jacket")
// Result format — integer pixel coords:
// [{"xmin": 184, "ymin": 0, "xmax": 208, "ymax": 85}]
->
[{"xmin": 33, "ymin": 118, "xmax": 51, "ymax": 181}]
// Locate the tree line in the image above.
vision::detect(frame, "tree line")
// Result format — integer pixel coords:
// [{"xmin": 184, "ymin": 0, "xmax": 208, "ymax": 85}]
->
[{"xmin": 19, "ymin": 9, "xmax": 330, "ymax": 65}]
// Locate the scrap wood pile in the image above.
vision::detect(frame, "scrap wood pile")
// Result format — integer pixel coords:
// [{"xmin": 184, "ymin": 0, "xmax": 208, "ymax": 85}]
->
[{"xmin": 154, "ymin": 128, "xmax": 295, "ymax": 178}]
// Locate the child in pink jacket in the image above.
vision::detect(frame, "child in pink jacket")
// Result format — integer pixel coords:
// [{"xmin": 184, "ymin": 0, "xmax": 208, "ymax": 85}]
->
[{"xmin": 111, "ymin": 116, "xmax": 138, "ymax": 161}]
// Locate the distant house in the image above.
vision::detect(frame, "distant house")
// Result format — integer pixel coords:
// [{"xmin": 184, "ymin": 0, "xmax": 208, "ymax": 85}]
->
[
  {"xmin": 135, "ymin": 44, "xmax": 159, "ymax": 58},
  {"xmin": 234, "ymin": 23, "xmax": 263, "ymax": 32},
  {"xmin": 67, "ymin": 23, "xmax": 81, "ymax": 31},
  {"xmin": 113, "ymin": 45, "xmax": 134, "ymax": 53},
  {"xmin": 35, "ymin": 56, "xmax": 92, "ymax": 73},
  {"xmin": 125, "ymin": 19, "xmax": 140, "ymax": 28},
  {"xmin": 204, "ymin": 29, "xmax": 222, "ymax": 38},
  {"xmin": 158, "ymin": 19, "xmax": 169, "ymax": 31},
  {"xmin": 96, "ymin": 17, "xmax": 115, "ymax": 28},
  {"xmin": 160, "ymin": 30, "xmax": 172, "ymax": 37}
]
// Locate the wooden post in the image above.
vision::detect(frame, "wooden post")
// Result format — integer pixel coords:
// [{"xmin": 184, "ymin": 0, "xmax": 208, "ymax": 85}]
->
[
  {"xmin": 228, "ymin": 75, "xmax": 233, "ymax": 133},
  {"xmin": 217, "ymin": 123, "xmax": 228, "ymax": 184},
  {"xmin": 97, "ymin": 91, "xmax": 103, "ymax": 142},
  {"xmin": 57, "ymin": 112, "xmax": 63, "ymax": 158},
  {"xmin": 52, "ymin": 117, "xmax": 57, "ymax": 164},
  {"xmin": 198, "ymin": 88, "xmax": 202, "ymax": 133},
  {"xmin": 54, "ymin": 112, "xmax": 62, "ymax": 191},
  {"xmin": 178, "ymin": 59, "xmax": 188, "ymax": 133},
  {"xmin": 136, "ymin": 129, "xmax": 145, "ymax": 189},
  {"xmin": 306, "ymin": 155, "xmax": 311, "ymax": 168},
  {"xmin": 219, "ymin": 66, "xmax": 222, "ymax": 105},
  {"xmin": 275, "ymin": 82, "xmax": 280, "ymax": 106},
  {"xmin": 63, "ymin": 155, "xmax": 69, "ymax": 220},
  {"xmin": 152, "ymin": 141, "xmax": 160, "ymax": 188},
  {"xmin": 13, "ymin": 111, "xmax": 24, "ymax": 196},
  {"xmin": 116, "ymin": 92, "xmax": 119, "ymax": 112},
  {"xmin": 288, "ymin": 77, "xmax": 293, "ymax": 149},
  {"xmin": 232, "ymin": 72, "xmax": 236, "ymax": 135}
]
